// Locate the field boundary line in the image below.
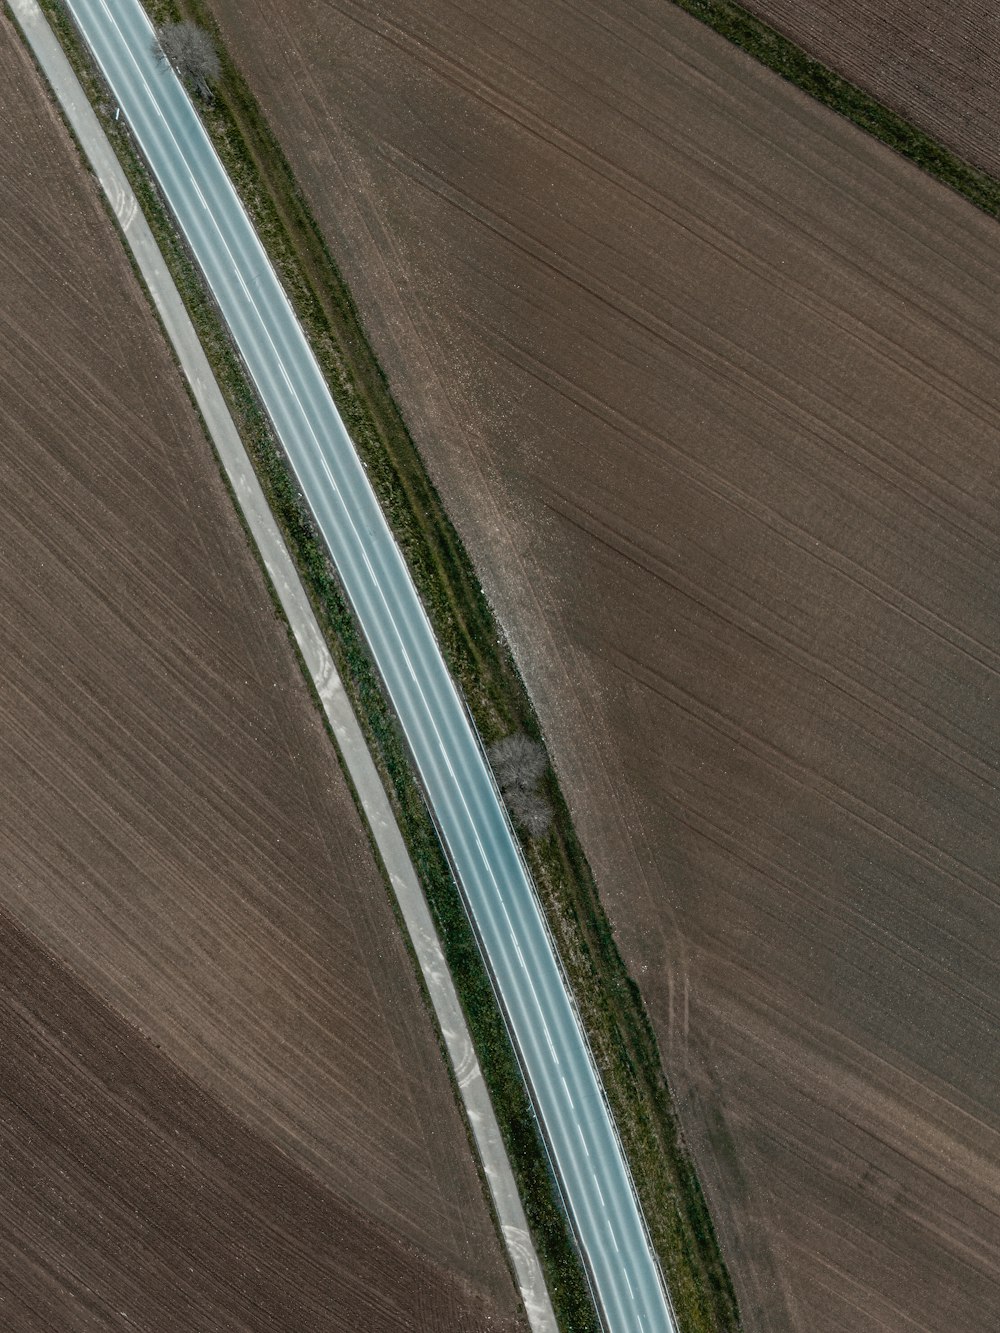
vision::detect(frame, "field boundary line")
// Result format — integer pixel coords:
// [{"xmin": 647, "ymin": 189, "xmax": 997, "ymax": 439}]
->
[
  {"xmin": 673, "ymin": 0, "xmax": 1000, "ymax": 220},
  {"xmin": 7, "ymin": 3, "xmax": 556, "ymax": 1327}
]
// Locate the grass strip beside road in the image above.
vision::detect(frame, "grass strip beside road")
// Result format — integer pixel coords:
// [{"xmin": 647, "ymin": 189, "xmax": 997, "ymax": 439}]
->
[
  {"xmin": 36, "ymin": 1, "xmax": 741, "ymax": 1328},
  {"xmin": 672, "ymin": 0, "xmax": 1000, "ymax": 220}
]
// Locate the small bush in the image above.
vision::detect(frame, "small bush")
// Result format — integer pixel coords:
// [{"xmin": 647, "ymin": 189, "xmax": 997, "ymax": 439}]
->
[{"xmin": 489, "ymin": 732, "xmax": 552, "ymax": 838}]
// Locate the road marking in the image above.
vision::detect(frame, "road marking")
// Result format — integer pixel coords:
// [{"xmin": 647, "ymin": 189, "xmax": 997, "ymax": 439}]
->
[{"xmin": 561, "ymin": 1075, "xmax": 575, "ymax": 1111}]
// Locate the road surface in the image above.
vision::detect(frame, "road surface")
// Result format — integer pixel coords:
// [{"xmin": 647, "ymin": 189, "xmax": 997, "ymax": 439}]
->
[{"xmin": 60, "ymin": 1, "xmax": 676, "ymax": 1328}]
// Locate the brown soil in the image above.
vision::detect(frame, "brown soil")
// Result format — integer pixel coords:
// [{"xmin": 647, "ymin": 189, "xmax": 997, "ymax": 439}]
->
[
  {"xmin": 0, "ymin": 909, "xmax": 508, "ymax": 1332},
  {"xmin": 193, "ymin": 1, "xmax": 1000, "ymax": 1330},
  {"xmin": 740, "ymin": 0, "xmax": 1000, "ymax": 179},
  {"xmin": 0, "ymin": 19, "xmax": 520, "ymax": 1331}
]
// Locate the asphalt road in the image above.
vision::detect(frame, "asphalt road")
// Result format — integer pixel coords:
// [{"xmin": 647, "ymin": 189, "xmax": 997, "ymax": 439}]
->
[{"xmin": 62, "ymin": 1, "xmax": 676, "ymax": 1327}]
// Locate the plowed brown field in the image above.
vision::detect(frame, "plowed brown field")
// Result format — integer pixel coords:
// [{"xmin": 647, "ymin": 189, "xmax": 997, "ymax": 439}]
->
[
  {"xmin": 194, "ymin": 1, "xmax": 1000, "ymax": 1330},
  {"xmin": 0, "ymin": 19, "xmax": 519, "ymax": 1331},
  {"xmin": 0, "ymin": 910, "xmax": 506, "ymax": 1332},
  {"xmin": 741, "ymin": 0, "xmax": 1000, "ymax": 179}
]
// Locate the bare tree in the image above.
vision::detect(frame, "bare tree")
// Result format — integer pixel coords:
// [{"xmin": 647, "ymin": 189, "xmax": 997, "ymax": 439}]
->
[
  {"xmin": 488, "ymin": 731, "xmax": 552, "ymax": 838},
  {"xmin": 154, "ymin": 21, "xmax": 221, "ymax": 100},
  {"xmin": 489, "ymin": 731, "xmax": 546, "ymax": 794},
  {"xmin": 505, "ymin": 785, "xmax": 553, "ymax": 839}
]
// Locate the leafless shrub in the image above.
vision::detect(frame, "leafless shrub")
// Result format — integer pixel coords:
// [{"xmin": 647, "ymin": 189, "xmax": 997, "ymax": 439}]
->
[
  {"xmin": 489, "ymin": 731, "xmax": 546, "ymax": 794},
  {"xmin": 488, "ymin": 731, "xmax": 552, "ymax": 838},
  {"xmin": 505, "ymin": 785, "xmax": 553, "ymax": 838},
  {"xmin": 154, "ymin": 21, "xmax": 221, "ymax": 100}
]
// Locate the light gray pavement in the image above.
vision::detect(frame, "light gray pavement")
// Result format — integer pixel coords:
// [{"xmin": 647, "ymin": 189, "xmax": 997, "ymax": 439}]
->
[
  {"xmin": 8, "ymin": 2, "xmax": 557, "ymax": 1328},
  {"xmin": 19, "ymin": 0, "xmax": 679, "ymax": 1327}
]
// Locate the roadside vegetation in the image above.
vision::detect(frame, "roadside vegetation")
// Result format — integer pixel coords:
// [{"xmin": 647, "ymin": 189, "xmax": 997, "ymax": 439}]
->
[{"xmin": 28, "ymin": 1, "xmax": 743, "ymax": 1329}]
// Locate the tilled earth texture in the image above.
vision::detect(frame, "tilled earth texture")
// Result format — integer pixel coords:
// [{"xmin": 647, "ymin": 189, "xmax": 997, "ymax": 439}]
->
[
  {"xmin": 741, "ymin": 0, "xmax": 1000, "ymax": 179},
  {"xmin": 0, "ymin": 20, "xmax": 521, "ymax": 1333},
  {"xmin": 196, "ymin": 1, "xmax": 1000, "ymax": 1330}
]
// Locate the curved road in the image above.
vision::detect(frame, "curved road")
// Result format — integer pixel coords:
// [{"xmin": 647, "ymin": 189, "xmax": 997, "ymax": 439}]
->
[{"xmin": 62, "ymin": 1, "xmax": 676, "ymax": 1328}]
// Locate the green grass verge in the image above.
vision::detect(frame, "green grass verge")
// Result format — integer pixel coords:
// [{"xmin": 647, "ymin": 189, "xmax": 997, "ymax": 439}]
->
[
  {"xmin": 28, "ymin": 1, "xmax": 743, "ymax": 1328},
  {"xmin": 672, "ymin": 0, "xmax": 1000, "ymax": 219}
]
